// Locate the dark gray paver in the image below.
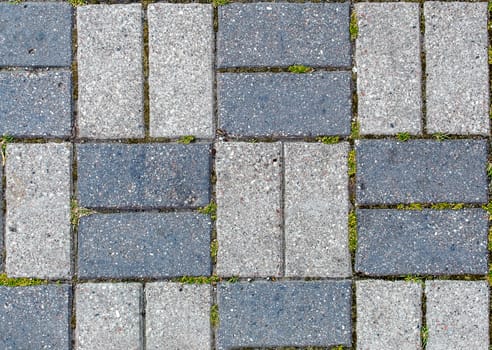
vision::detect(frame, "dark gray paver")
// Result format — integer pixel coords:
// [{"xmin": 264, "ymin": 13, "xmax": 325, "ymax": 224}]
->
[
  {"xmin": 217, "ymin": 2, "xmax": 351, "ymax": 68},
  {"xmin": 356, "ymin": 140, "xmax": 488, "ymax": 205},
  {"xmin": 0, "ymin": 70, "xmax": 71, "ymax": 137},
  {"xmin": 0, "ymin": 2, "xmax": 72, "ymax": 67},
  {"xmin": 78, "ymin": 212, "xmax": 212, "ymax": 278},
  {"xmin": 217, "ymin": 281, "xmax": 352, "ymax": 349},
  {"xmin": 77, "ymin": 143, "xmax": 210, "ymax": 209},
  {"xmin": 218, "ymin": 72, "xmax": 351, "ymax": 137},
  {"xmin": 0, "ymin": 285, "xmax": 71, "ymax": 350},
  {"xmin": 355, "ymin": 209, "xmax": 488, "ymax": 276}
]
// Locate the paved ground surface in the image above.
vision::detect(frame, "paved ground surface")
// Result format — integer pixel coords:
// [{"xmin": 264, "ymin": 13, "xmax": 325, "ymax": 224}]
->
[{"xmin": 0, "ymin": 1, "xmax": 490, "ymax": 349}]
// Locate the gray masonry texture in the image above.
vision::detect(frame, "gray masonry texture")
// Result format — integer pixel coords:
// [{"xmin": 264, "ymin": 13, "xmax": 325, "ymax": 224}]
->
[
  {"xmin": 0, "ymin": 2, "xmax": 72, "ymax": 67},
  {"xmin": 77, "ymin": 4, "xmax": 144, "ymax": 139},
  {"xmin": 76, "ymin": 283, "xmax": 143, "ymax": 350},
  {"xmin": 284, "ymin": 142, "xmax": 351, "ymax": 278},
  {"xmin": 217, "ymin": 3, "xmax": 351, "ymax": 68},
  {"xmin": 148, "ymin": 4, "xmax": 214, "ymax": 138},
  {"xmin": 0, "ymin": 285, "xmax": 71, "ymax": 350},
  {"xmin": 425, "ymin": 281, "xmax": 489, "ymax": 350},
  {"xmin": 425, "ymin": 2, "xmax": 489, "ymax": 135},
  {"xmin": 216, "ymin": 142, "xmax": 282, "ymax": 277},
  {"xmin": 77, "ymin": 143, "xmax": 210, "ymax": 209},
  {"xmin": 217, "ymin": 281, "xmax": 352, "ymax": 349},
  {"xmin": 218, "ymin": 72, "xmax": 352, "ymax": 137},
  {"xmin": 145, "ymin": 283, "xmax": 211, "ymax": 350},
  {"xmin": 355, "ymin": 3, "xmax": 422, "ymax": 135},
  {"xmin": 356, "ymin": 140, "xmax": 488, "ymax": 205},
  {"xmin": 356, "ymin": 280, "xmax": 422, "ymax": 350},
  {"xmin": 78, "ymin": 212, "xmax": 211, "ymax": 279},
  {"xmin": 6, "ymin": 143, "xmax": 71, "ymax": 279}
]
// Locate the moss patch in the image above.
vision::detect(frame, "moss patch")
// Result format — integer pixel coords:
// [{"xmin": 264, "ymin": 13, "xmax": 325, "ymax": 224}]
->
[
  {"xmin": 288, "ymin": 65, "xmax": 313, "ymax": 74},
  {"xmin": 70, "ymin": 199, "xmax": 96, "ymax": 226},
  {"xmin": 211, "ymin": 304, "xmax": 219, "ymax": 328},
  {"xmin": 68, "ymin": 0, "xmax": 86, "ymax": 6},
  {"xmin": 348, "ymin": 210, "xmax": 357, "ymax": 253},
  {"xmin": 430, "ymin": 203, "xmax": 464, "ymax": 210},
  {"xmin": 396, "ymin": 203, "xmax": 423, "ymax": 210},
  {"xmin": 396, "ymin": 132, "xmax": 411, "ymax": 142},
  {"xmin": 316, "ymin": 136, "xmax": 339, "ymax": 144},
  {"xmin": 198, "ymin": 201, "xmax": 217, "ymax": 220},
  {"xmin": 0, "ymin": 273, "xmax": 47, "ymax": 287},
  {"xmin": 211, "ymin": 239, "xmax": 218, "ymax": 263},
  {"xmin": 177, "ymin": 135, "xmax": 196, "ymax": 144},
  {"xmin": 213, "ymin": 0, "xmax": 229, "ymax": 7},
  {"xmin": 348, "ymin": 150, "xmax": 356, "ymax": 177},
  {"xmin": 350, "ymin": 11, "xmax": 358, "ymax": 41}
]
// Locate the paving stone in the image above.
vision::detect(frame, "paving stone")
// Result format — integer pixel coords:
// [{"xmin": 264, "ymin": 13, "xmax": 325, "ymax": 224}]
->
[
  {"xmin": 145, "ymin": 283, "xmax": 211, "ymax": 350},
  {"xmin": 355, "ymin": 3, "xmax": 422, "ymax": 135},
  {"xmin": 77, "ymin": 143, "xmax": 210, "ymax": 209},
  {"xmin": 356, "ymin": 140, "xmax": 488, "ymax": 205},
  {"xmin": 425, "ymin": 281, "xmax": 489, "ymax": 350},
  {"xmin": 0, "ymin": 2, "xmax": 72, "ymax": 67},
  {"xmin": 217, "ymin": 3, "xmax": 351, "ymax": 68},
  {"xmin": 425, "ymin": 2, "xmax": 489, "ymax": 135},
  {"xmin": 6, "ymin": 143, "xmax": 71, "ymax": 279},
  {"xmin": 218, "ymin": 72, "xmax": 351, "ymax": 137},
  {"xmin": 216, "ymin": 142, "xmax": 282, "ymax": 277},
  {"xmin": 284, "ymin": 142, "xmax": 351, "ymax": 277},
  {"xmin": 355, "ymin": 209, "xmax": 488, "ymax": 276},
  {"xmin": 217, "ymin": 281, "xmax": 352, "ymax": 349},
  {"xmin": 148, "ymin": 4, "xmax": 214, "ymax": 138},
  {"xmin": 76, "ymin": 283, "xmax": 142, "ymax": 350},
  {"xmin": 78, "ymin": 212, "xmax": 212, "ymax": 279},
  {"xmin": 357, "ymin": 280, "xmax": 422, "ymax": 350},
  {"xmin": 77, "ymin": 4, "xmax": 144, "ymax": 138}
]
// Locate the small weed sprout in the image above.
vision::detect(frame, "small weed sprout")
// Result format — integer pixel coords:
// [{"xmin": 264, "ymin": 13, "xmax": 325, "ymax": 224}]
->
[
  {"xmin": 288, "ymin": 65, "xmax": 313, "ymax": 74},
  {"xmin": 421, "ymin": 325, "xmax": 429, "ymax": 348},
  {"xmin": 198, "ymin": 202, "xmax": 217, "ymax": 220},
  {"xmin": 487, "ymin": 163, "xmax": 492, "ymax": 179},
  {"xmin": 433, "ymin": 133, "xmax": 449, "ymax": 141},
  {"xmin": 177, "ymin": 135, "xmax": 196, "ymax": 144},
  {"xmin": 316, "ymin": 136, "xmax": 339, "ymax": 144},
  {"xmin": 0, "ymin": 134, "xmax": 14, "ymax": 165},
  {"xmin": 396, "ymin": 132, "xmax": 411, "ymax": 142}
]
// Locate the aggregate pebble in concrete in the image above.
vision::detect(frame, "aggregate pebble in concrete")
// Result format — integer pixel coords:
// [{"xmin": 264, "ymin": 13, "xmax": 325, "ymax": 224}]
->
[
  {"xmin": 145, "ymin": 283, "xmax": 211, "ymax": 350},
  {"xmin": 77, "ymin": 4, "xmax": 144, "ymax": 138},
  {"xmin": 355, "ymin": 3, "xmax": 422, "ymax": 135},
  {"xmin": 284, "ymin": 142, "xmax": 351, "ymax": 277},
  {"xmin": 6, "ymin": 143, "xmax": 71, "ymax": 279},
  {"xmin": 148, "ymin": 4, "xmax": 214, "ymax": 138},
  {"xmin": 77, "ymin": 143, "xmax": 210, "ymax": 209},
  {"xmin": 425, "ymin": 2, "xmax": 489, "ymax": 135},
  {"xmin": 217, "ymin": 3, "xmax": 351, "ymax": 68},
  {"xmin": 78, "ymin": 212, "xmax": 211, "ymax": 279},
  {"xmin": 217, "ymin": 281, "xmax": 352, "ymax": 349},
  {"xmin": 425, "ymin": 281, "xmax": 489, "ymax": 350},
  {"xmin": 216, "ymin": 142, "xmax": 282, "ymax": 277},
  {"xmin": 218, "ymin": 72, "xmax": 352, "ymax": 137},
  {"xmin": 356, "ymin": 140, "xmax": 488, "ymax": 205}
]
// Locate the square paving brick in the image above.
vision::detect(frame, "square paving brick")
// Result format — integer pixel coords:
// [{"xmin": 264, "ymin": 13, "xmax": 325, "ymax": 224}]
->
[
  {"xmin": 6, "ymin": 143, "xmax": 72, "ymax": 279},
  {"xmin": 356, "ymin": 140, "xmax": 488, "ymax": 205},
  {"xmin": 77, "ymin": 143, "xmax": 210, "ymax": 209},
  {"xmin": 425, "ymin": 2, "xmax": 489, "ymax": 135},
  {"xmin": 217, "ymin": 281, "xmax": 352, "ymax": 349},
  {"xmin": 148, "ymin": 4, "xmax": 214, "ymax": 138},
  {"xmin": 78, "ymin": 212, "xmax": 211, "ymax": 279},
  {"xmin": 217, "ymin": 3, "xmax": 351, "ymax": 68},
  {"xmin": 284, "ymin": 142, "xmax": 351, "ymax": 278},
  {"xmin": 355, "ymin": 3, "xmax": 422, "ymax": 135},
  {"xmin": 145, "ymin": 283, "xmax": 211, "ymax": 350},
  {"xmin": 218, "ymin": 72, "xmax": 352, "ymax": 137},
  {"xmin": 0, "ymin": 2, "xmax": 72, "ymax": 67},
  {"xmin": 77, "ymin": 4, "xmax": 144, "ymax": 139}
]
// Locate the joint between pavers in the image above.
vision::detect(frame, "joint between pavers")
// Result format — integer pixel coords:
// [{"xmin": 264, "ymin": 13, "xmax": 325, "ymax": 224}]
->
[
  {"xmin": 419, "ymin": 1, "xmax": 427, "ymax": 136},
  {"xmin": 142, "ymin": 1, "xmax": 151, "ymax": 141}
]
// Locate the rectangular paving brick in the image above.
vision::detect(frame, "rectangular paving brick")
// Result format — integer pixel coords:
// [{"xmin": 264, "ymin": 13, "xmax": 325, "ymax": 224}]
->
[
  {"xmin": 78, "ymin": 212, "xmax": 211, "ymax": 279},
  {"xmin": 217, "ymin": 281, "xmax": 352, "ymax": 349},
  {"xmin": 216, "ymin": 142, "xmax": 282, "ymax": 277},
  {"xmin": 77, "ymin": 143, "xmax": 210, "ymax": 209},
  {"xmin": 284, "ymin": 142, "xmax": 351, "ymax": 277},
  {"xmin": 77, "ymin": 4, "xmax": 144, "ymax": 138},
  {"xmin": 355, "ymin": 209, "xmax": 488, "ymax": 276},
  {"xmin": 217, "ymin": 3, "xmax": 351, "ymax": 68},
  {"xmin": 356, "ymin": 140, "xmax": 488, "ymax": 205},
  {"xmin": 425, "ymin": 2, "xmax": 489, "ymax": 135},
  {"xmin": 148, "ymin": 4, "xmax": 214, "ymax": 138},
  {"xmin": 355, "ymin": 3, "xmax": 422, "ymax": 135},
  {"xmin": 6, "ymin": 143, "xmax": 72, "ymax": 279},
  {"xmin": 218, "ymin": 72, "xmax": 352, "ymax": 137}
]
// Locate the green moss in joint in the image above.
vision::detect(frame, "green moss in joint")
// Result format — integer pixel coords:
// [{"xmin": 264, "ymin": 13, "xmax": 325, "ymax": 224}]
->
[
  {"xmin": 68, "ymin": 0, "xmax": 86, "ymax": 6},
  {"xmin": 348, "ymin": 210, "xmax": 357, "ymax": 253},
  {"xmin": 396, "ymin": 132, "xmax": 411, "ymax": 142},
  {"xmin": 430, "ymin": 203, "xmax": 464, "ymax": 210},
  {"xmin": 350, "ymin": 120, "xmax": 360, "ymax": 140},
  {"xmin": 175, "ymin": 275, "xmax": 220, "ymax": 284},
  {"xmin": 213, "ymin": 0, "xmax": 229, "ymax": 7},
  {"xmin": 433, "ymin": 133, "xmax": 449, "ymax": 141},
  {"xmin": 421, "ymin": 325, "xmax": 429, "ymax": 348},
  {"xmin": 482, "ymin": 202, "xmax": 492, "ymax": 218},
  {"xmin": 316, "ymin": 136, "xmax": 339, "ymax": 144},
  {"xmin": 1, "ymin": 134, "xmax": 14, "ymax": 166},
  {"xmin": 396, "ymin": 203, "xmax": 423, "ymax": 210},
  {"xmin": 487, "ymin": 163, "xmax": 492, "ymax": 179},
  {"xmin": 348, "ymin": 150, "xmax": 356, "ymax": 177},
  {"xmin": 211, "ymin": 239, "xmax": 218, "ymax": 263},
  {"xmin": 403, "ymin": 275, "xmax": 424, "ymax": 285},
  {"xmin": 198, "ymin": 201, "xmax": 217, "ymax": 221},
  {"xmin": 350, "ymin": 11, "xmax": 358, "ymax": 41},
  {"xmin": 211, "ymin": 304, "xmax": 219, "ymax": 327},
  {"xmin": 0, "ymin": 273, "xmax": 47, "ymax": 287},
  {"xmin": 177, "ymin": 135, "xmax": 196, "ymax": 144},
  {"xmin": 287, "ymin": 65, "xmax": 313, "ymax": 74},
  {"xmin": 70, "ymin": 199, "xmax": 96, "ymax": 226}
]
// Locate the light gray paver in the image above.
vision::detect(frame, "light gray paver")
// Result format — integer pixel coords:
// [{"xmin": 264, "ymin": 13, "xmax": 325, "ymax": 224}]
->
[
  {"xmin": 148, "ymin": 4, "xmax": 214, "ymax": 138},
  {"xmin": 425, "ymin": 281, "xmax": 489, "ymax": 350},
  {"xmin": 77, "ymin": 4, "xmax": 144, "ymax": 138},
  {"xmin": 355, "ymin": 3, "xmax": 422, "ymax": 135},
  {"xmin": 284, "ymin": 142, "xmax": 350, "ymax": 277},
  {"xmin": 425, "ymin": 2, "xmax": 489, "ymax": 135},
  {"xmin": 145, "ymin": 283, "xmax": 211, "ymax": 350},
  {"xmin": 6, "ymin": 143, "xmax": 71, "ymax": 279}
]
